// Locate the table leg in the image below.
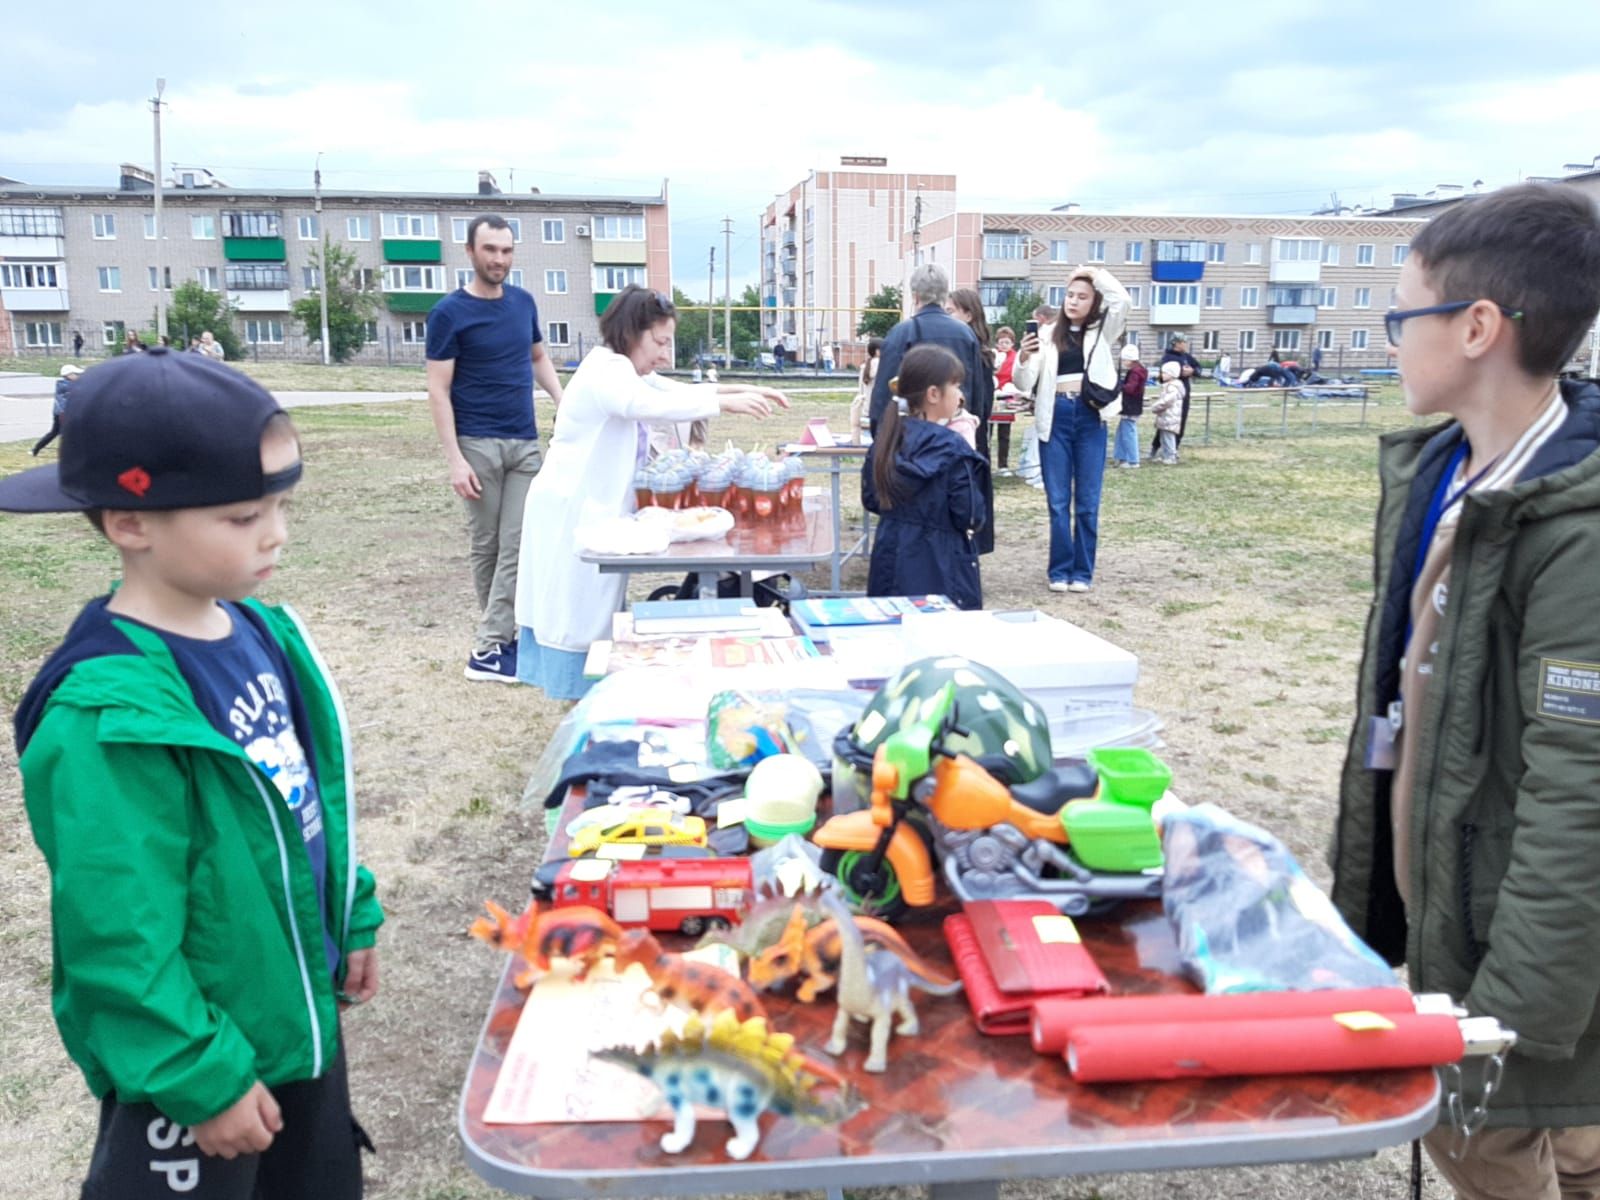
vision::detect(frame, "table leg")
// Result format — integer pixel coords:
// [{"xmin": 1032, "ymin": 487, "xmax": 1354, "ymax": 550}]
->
[
  {"xmin": 929, "ymin": 1181, "xmax": 999, "ymax": 1200},
  {"xmin": 693, "ymin": 571, "xmax": 717, "ymax": 599},
  {"xmin": 829, "ymin": 457, "xmax": 844, "ymax": 593}
]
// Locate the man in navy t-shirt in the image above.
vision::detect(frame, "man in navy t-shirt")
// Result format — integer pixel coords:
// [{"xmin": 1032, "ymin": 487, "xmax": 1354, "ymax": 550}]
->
[{"xmin": 426, "ymin": 214, "xmax": 565, "ymax": 683}]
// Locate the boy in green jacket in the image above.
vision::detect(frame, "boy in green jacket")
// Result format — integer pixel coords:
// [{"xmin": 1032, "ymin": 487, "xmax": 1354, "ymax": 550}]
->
[
  {"xmin": 2, "ymin": 349, "xmax": 383, "ymax": 1198},
  {"xmin": 1331, "ymin": 184, "xmax": 1600, "ymax": 1197}
]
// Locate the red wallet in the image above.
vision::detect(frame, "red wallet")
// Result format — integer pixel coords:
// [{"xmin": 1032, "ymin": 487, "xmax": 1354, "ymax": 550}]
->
[{"xmin": 944, "ymin": 903, "xmax": 1110, "ymax": 1036}]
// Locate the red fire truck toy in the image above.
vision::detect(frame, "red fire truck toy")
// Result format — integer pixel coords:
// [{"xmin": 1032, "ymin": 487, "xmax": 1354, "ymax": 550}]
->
[{"xmin": 536, "ymin": 855, "xmax": 753, "ymax": 936}]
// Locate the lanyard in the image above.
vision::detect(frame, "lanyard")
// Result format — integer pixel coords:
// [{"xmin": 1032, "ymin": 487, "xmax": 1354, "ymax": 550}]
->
[{"xmin": 1405, "ymin": 441, "xmax": 1500, "ymax": 650}]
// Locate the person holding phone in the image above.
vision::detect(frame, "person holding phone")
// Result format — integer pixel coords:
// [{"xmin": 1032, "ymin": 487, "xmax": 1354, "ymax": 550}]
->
[{"xmin": 1012, "ymin": 266, "xmax": 1131, "ymax": 593}]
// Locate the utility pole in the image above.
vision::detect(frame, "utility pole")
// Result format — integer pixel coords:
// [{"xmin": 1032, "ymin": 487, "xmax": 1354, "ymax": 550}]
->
[
  {"xmin": 151, "ymin": 78, "xmax": 167, "ymax": 342},
  {"xmin": 315, "ymin": 152, "xmax": 330, "ymax": 366},
  {"xmin": 722, "ymin": 217, "xmax": 733, "ymax": 371},
  {"xmin": 707, "ymin": 246, "xmax": 715, "ymax": 361}
]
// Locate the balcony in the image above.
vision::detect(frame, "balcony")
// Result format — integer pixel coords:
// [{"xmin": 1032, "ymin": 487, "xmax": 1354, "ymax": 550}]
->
[
  {"xmin": 1268, "ymin": 258, "xmax": 1321, "ymax": 284},
  {"xmin": 386, "ymin": 292, "xmax": 444, "ymax": 313},
  {"xmin": 382, "ymin": 239, "xmax": 441, "ymax": 263},
  {"xmin": 1268, "ymin": 305, "xmax": 1318, "ymax": 325},
  {"xmin": 0, "ymin": 234, "xmax": 65, "ymax": 258},
  {"xmin": 593, "ymin": 239, "xmax": 647, "ymax": 265},
  {"xmin": 231, "ymin": 290, "xmax": 292, "ymax": 313},
  {"xmin": 979, "ymin": 256, "xmax": 1030, "ymax": 280},
  {"xmin": 1151, "ymin": 260, "xmax": 1205, "ymax": 283},
  {"xmin": 781, "ymin": 231, "xmax": 796, "ymax": 250},
  {"xmin": 1, "ymin": 287, "xmax": 70, "ymax": 312},
  {"xmin": 223, "ymin": 237, "xmax": 287, "ymax": 262},
  {"xmin": 1148, "ymin": 302, "xmax": 1200, "ymax": 326}
]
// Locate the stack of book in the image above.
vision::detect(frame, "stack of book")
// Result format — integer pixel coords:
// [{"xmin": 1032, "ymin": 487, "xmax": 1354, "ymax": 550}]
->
[
  {"xmin": 584, "ymin": 599, "xmax": 818, "ymax": 676},
  {"xmin": 789, "ymin": 595, "xmax": 958, "ymax": 644}
]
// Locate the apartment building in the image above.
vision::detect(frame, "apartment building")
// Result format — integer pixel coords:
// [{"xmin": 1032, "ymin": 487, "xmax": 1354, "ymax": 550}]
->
[
  {"xmin": 760, "ymin": 166, "xmax": 957, "ymax": 367},
  {"xmin": 0, "ymin": 166, "xmax": 670, "ymax": 360}
]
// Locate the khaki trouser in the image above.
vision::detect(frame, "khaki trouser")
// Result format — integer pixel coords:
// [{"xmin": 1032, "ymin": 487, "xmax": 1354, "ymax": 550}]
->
[
  {"xmin": 1424, "ymin": 1122, "xmax": 1600, "ymax": 1199},
  {"xmin": 457, "ymin": 436, "xmax": 542, "ymax": 652}
]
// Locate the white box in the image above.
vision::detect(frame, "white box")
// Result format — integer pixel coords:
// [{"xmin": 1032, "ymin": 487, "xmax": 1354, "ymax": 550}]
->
[{"xmin": 896, "ymin": 609, "xmax": 1138, "ymax": 716}]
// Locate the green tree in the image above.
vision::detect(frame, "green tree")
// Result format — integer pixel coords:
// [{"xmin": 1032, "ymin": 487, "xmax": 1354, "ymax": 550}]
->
[
  {"xmin": 291, "ymin": 242, "xmax": 380, "ymax": 364},
  {"xmin": 671, "ymin": 286, "xmax": 703, "ymax": 368},
  {"xmin": 856, "ymin": 285, "xmax": 902, "ymax": 339},
  {"xmin": 166, "ymin": 282, "xmax": 243, "ymax": 360},
  {"xmin": 730, "ymin": 285, "xmax": 763, "ymax": 362},
  {"xmin": 998, "ymin": 288, "xmax": 1045, "ymax": 337}
]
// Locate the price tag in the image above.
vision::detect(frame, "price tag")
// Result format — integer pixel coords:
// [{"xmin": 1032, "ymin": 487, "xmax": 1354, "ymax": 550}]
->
[
  {"xmin": 1032, "ymin": 914, "xmax": 1081, "ymax": 944},
  {"xmin": 716, "ymin": 797, "xmax": 748, "ymax": 829},
  {"xmin": 1333, "ymin": 1010, "xmax": 1398, "ymax": 1032}
]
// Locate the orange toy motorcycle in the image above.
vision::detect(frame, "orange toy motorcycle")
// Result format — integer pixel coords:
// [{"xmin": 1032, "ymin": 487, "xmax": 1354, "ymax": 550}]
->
[{"xmin": 811, "ymin": 682, "xmax": 1165, "ymax": 920}]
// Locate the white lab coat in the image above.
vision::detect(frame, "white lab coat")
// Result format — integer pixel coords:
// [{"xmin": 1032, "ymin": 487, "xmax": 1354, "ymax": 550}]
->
[{"xmin": 516, "ymin": 346, "xmax": 720, "ymax": 652}]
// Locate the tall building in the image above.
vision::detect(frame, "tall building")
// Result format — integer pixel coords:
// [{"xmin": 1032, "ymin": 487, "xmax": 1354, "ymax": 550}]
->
[
  {"xmin": 0, "ymin": 167, "xmax": 670, "ymax": 360},
  {"xmin": 759, "ymin": 166, "xmax": 956, "ymax": 367}
]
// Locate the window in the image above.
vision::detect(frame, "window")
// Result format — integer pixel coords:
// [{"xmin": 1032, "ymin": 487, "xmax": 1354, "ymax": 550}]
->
[
  {"xmin": 1, "ymin": 263, "xmax": 60, "ymax": 288},
  {"xmin": 24, "ymin": 321, "xmax": 63, "ymax": 348},
  {"xmin": 301, "ymin": 267, "xmax": 322, "ymax": 290},
  {"xmin": 1046, "ymin": 285, "xmax": 1067, "ymax": 307},
  {"xmin": 547, "ymin": 321, "xmax": 570, "ymax": 346},
  {"xmin": 97, "ymin": 266, "xmax": 120, "ymax": 292},
  {"xmin": 355, "ymin": 268, "xmax": 378, "ymax": 292},
  {"xmin": 1317, "ymin": 329, "xmax": 1335, "ymax": 350},
  {"xmin": 1354, "ymin": 287, "xmax": 1372, "ymax": 309},
  {"xmin": 1356, "ymin": 243, "xmax": 1375, "ymax": 266},
  {"xmin": 1154, "ymin": 285, "xmax": 1198, "ymax": 306},
  {"xmin": 545, "ymin": 269, "xmax": 568, "ymax": 294},
  {"xmin": 297, "ymin": 215, "xmax": 319, "ymax": 240},
  {"xmin": 1268, "ymin": 286, "xmax": 1316, "ymax": 307},
  {"xmin": 593, "ymin": 264, "xmax": 646, "ymax": 291},
  {"xmin": 976, "ymin": 280, "xmax": 1024, "ymax": 309},
  {"xmin": 102, "ymin": 320, "xmax": 125, "ymax": 348},
  {"xmin": 384, "ymin": 265, "xmax": 445, "ymax": 291},
  {"xmin": 0, "ymin": 206, "xmax": 64, "ymax": 236},
  {"xmin": 451, "ymin": 217, "xmax": 470, "ymax": 243},
  {"xmin": 982, "ymin": 233, "xmax": 1027, "ymax": 260},
  {"xmin": 1321, "ymin": 243, "xmax": 1341, "ymax": 265},
  {"xmin": 1318, "ymin": 287, "xmax": 1336, "ymax": 308},
  {"xmin": 144, "ymin": 213, "xmax": 157, "ymax": 239},
  {"xmin": 1155, "ymin": 240, "xmax": 1205, "ymax": 262},
  {"xmin": 1245, "ymin": 243, "xmax": 1262, "ymax": 265},
  {"xmin": 1204, "ymin": 286, "xmax": 1224, "ymax": 308},
  {"xmin": 1393, "ymin": 244, "xmax": 1410, "ymax": 266},
  {"xmin": 508, "ymin": 269, "xmax": 523, "ymax": 288},
  {"xmin": 1049, "ymin": 239, "xmax": 1070, "ymax": 262},
  {"xmin": 505, "ymin": 218, "xmax": 521, "ymax": 242},
  {"xmin": 1087, "ymin": 240, "xmax": 1106, "ymax": 262},
  {"xmin": 223, "ymin": 211, "xmax": 281, "ymax": 238},
  {"xmin": 1202, "ymin": 330, "xmax": 1219, "ymax": 351},
  {"xmin": 1238, "ymin": 330, "xmax": 1256, "ymax": 351},
  {"xmin": 225, "ymin": 264, "xmax": 289, "ymax": 290},
  {"xmin": 455, "ymin": 268, "xmax": 473, "ymax": 289},
  {"xmin": 1272, "ymin": 238, "xmax": 1321, "ymax": 262},
  {"xmin": 93, "ymin": 213, "xmax": 116, "ymax": 239},
  {"xmin": 542, "ymin": 218, "xmax": 565, "ymax": 243},
  {"xmin": 382, "ymin": 213, "xmax": 438, "ymax": 238},
  {"xmin": 1127, "ymin": 285, "xmax": 1143, "ymax": 308},
  {"xmin": 1125, "ymin": 330, "xmax": 1139, "ymax": 348},
  {"xmin": 244, "ymin": 319, "xmax": 284, "ymax": 344},
  {"xmin": 191, "ymin": 214, "xmax": 215, "ymax": 240},
  {"xmin": 1273, "ymin": 330, "xmax": 1301, "ymax": 351},
  {"xmin": 1207, "ymin": 241, "xmax": 1226, "ymax": 263},
  {"xmin": 591, "ymin": 215, "xmax": 645, "ymax": 240},
  {"xmin": 1124, "ymin": 241, "xmax": 1144, "ymax": 264},
  {"xmin": 400, "ymin": 320, "xmax": 427, "ymax": 344},
  {"xmin": 361, "ymin": 320, "xmax": 379, "ymax": 345},
  {"xmin": 1351, "ymin": 329, "xmax": 1370, "ymax": 350},
  {"xmin": 347, "ymin": 216, "xmax": 372, "ymax": 241},
  {"xmin": 1240, "ymin": 286, "xmax": 1260, "ymax": 309},
  {"xmin": 147, "ymin": 266, "xmax": 159, "ymax": 290},
  {"xmin": 196, "ymin": 266, "xmax": 220, "ymax": 290}
]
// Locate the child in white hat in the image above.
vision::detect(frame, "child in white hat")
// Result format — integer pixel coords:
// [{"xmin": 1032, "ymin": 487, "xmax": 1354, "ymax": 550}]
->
[{"xmin": 1112, "ymin": 344, "xmax": 1146, "ymax": 468}]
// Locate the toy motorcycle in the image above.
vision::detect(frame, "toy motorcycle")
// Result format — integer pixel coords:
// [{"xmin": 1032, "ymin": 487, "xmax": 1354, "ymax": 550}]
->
[{"xmin": 812, "ymin": 683, "xmax": 1164, "ymax": 919}]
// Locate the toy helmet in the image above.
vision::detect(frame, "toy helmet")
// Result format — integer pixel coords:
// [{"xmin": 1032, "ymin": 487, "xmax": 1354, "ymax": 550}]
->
[{"xmin": 834, "ymin": 656, "xmax": 1053, "ymax": 805}]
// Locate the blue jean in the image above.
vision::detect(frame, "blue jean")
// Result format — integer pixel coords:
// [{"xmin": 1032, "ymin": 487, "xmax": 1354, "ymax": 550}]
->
[
  {"xmin": 1113, "ymin": 416, "xmax": 1140, "ymax": 465},
  {"xmin": 1039, "ymin": 393, "xmax": 1107, "ymax": 585}
]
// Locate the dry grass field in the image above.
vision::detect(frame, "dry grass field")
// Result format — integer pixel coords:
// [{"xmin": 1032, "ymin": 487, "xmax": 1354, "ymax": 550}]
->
[{"xmin": 0, "ymin": 382, "xmax": 1459, "ymax": 1199}]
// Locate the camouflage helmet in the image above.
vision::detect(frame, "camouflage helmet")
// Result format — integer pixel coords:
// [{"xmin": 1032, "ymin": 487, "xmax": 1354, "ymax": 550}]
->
[{"xmin": 838, "ymin": 655, "xmax": 1053, "ymax": 784}]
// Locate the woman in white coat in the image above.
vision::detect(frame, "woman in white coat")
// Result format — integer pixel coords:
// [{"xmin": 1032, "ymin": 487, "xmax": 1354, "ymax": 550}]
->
[
  {"xmin": 514, "ymin": 286, "xmax": 788, "ymax": 698},
  {"xmin": 1011, "ymin": 265, "xmax": 1130, "ymax": 593}
]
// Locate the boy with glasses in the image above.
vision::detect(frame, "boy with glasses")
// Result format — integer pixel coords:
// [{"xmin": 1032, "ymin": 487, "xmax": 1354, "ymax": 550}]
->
[{"xmin": 1331, "ymin": 183, "xmax": 1600, "ymax": 1199}]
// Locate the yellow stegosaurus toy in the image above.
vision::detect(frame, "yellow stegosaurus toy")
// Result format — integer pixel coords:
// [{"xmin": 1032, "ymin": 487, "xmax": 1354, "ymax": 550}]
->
[{"xmin": 594, "ymin": 1009, "xmax": 855, "ymax": 1160}]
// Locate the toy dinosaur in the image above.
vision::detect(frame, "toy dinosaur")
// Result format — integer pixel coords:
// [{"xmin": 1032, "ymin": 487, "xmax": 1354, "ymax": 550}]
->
[
  {"xmin": 614, "ymin": 928, "xmax": 768, "ymax": 1021},
  {"xmin": 696, "ymin": 888, "xmax": 827, "ymax": 959},
  {"xmin": 819, "ymin": 892, "xmax": 962, "ymax": 1072},
  {"xmin": 593, "ymin": 1008, "xmax": 852, "ymax": 1160},
  {"xmin": 469, "ymin": 899, "xmax": 623, "ymax": 988},
  {"xmin": 748, "ymin": 903, "xmax": 959, "ymax": 1002}
]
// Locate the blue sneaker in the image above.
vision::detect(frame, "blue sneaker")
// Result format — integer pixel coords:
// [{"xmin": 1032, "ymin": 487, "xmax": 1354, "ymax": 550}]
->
[{"xmin": 464, "ymin": 641, "xmax": 519, "ymax": 683}]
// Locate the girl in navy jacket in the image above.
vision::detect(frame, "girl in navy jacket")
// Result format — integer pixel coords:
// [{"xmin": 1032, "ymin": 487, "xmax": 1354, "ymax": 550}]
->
[{"xmin": 862, "ymin": 345, "xmax": 989, "ymax": 609}]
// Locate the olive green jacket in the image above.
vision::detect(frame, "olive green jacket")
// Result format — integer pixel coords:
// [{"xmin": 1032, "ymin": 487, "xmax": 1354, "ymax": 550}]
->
[{"xmin": 1331, "ymin": 380, "xmax": 1600, "ymax": 1127}]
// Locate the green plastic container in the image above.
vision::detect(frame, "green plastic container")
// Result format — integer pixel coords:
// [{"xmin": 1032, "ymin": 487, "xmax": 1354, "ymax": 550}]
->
[
  {"xmin": 1086, "ymin": 747, "xmax": 1172, "ymax": 809},
  {"xmin": 744, "ymin": 814, "xmax": 816, "ymax": 848},
  {"xmin": 1060, "ymin": 799, "xmax": 1164, "ymax": 872}
]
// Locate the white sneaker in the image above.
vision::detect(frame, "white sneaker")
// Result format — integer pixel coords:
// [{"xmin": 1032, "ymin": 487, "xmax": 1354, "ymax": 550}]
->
[
  {"xmin": 1067, "ymin": 581, "xmax": 1090, "ymax": 593},
  {"xmin": 1048, "ymin": 580, "xmax": 1070, "ymax": 592}
]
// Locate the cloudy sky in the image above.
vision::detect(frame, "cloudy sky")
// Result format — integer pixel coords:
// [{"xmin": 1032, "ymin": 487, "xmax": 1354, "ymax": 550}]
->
[{"xmin": 5, "ymin": 0, "xmax": 1598, "ymax": 293}]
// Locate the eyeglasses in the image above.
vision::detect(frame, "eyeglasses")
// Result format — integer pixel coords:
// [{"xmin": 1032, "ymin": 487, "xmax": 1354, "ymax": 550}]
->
[{"xmin": 1384, "ymin": 300, "xmax": 1522, "ymax": 347}]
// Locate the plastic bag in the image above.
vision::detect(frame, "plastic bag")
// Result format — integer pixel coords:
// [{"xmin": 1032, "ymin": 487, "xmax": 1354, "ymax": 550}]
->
[
  {"xmin": 1157, "ymin": 800, "xmax": 1396, "ymax": 993},
  {"xmin": 707, "ymin": 690, "xmax": 797, "ymax": 768}
]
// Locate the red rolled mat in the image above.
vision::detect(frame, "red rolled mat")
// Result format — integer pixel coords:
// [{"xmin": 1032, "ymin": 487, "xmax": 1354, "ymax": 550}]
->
[
  {"xmin": 1065, "ymin": 1011, "xmax": 1465, "ymax": 1083},
  {"xmin": 1030, "ymin": 986, "xmax": 1415, "ymax": 1055}
]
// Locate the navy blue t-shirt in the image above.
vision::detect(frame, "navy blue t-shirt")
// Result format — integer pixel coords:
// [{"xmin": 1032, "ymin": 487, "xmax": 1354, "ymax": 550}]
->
[
  {"xmin": 425, "ymin": 285, "xmax": 543, "ymax": 439},
  {"xmin": 143, "ymin": 604, "xmax": 340, "ymax": 978}
]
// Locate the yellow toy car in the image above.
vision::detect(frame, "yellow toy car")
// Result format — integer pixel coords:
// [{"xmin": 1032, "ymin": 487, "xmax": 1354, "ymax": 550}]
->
[{"xmin": 567, "ymin": 810, "xmax": 709, "ymax": 858}]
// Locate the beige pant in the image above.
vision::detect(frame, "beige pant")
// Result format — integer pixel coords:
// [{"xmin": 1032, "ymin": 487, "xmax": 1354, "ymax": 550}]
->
[
  {"xmin": 457, "ymin": 436, "xmax": 542, "ymax": 652},
  {"xmin": 1424, "ymin": 1122, "xmax": 1600, "ymax": 1199}
]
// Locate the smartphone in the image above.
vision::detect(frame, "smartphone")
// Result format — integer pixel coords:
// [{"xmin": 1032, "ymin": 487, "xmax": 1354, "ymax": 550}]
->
[{"xmin": 1025, "ymin": 320, "xmax": 1040, "ymax": 337}]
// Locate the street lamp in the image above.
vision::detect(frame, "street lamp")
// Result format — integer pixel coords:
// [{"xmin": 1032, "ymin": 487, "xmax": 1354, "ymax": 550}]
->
[
  {"xmin": 151, "ymin": 78, "xmax": 167, "ymax": 342},
  {"xmin": 315, "ymin": 152, "xmax": 330, "ymax": 366}
]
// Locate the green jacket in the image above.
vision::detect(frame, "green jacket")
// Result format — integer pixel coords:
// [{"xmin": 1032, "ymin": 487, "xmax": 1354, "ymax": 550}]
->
[
  {"xmin": 17, "ymin": 598, "xmax": 383, "ymax": 1126},
  {"xmin": 1331, "ymin": 380, "xmax": 1600, "ymax": 1128}
]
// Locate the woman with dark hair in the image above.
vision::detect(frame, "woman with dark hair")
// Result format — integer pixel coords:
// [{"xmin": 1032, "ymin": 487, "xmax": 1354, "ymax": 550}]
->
[
  {"xmin": 848, "ymin": 337, "xmax": 883, "ymax": 443},
  {"xmin": 944, "ymin": 286, "xmax": 997, "ymax": 553},
  {"xmin": 514, "ymin": 285, "xmax": 788, "ymax": 699},
  {"xmin": 1013, "ymin": 265, "xmax": 1130, "ymax": 592}
]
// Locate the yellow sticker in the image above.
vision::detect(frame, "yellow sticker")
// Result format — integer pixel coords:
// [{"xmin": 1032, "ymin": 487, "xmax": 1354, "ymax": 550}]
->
[
  {"xmin": 1333, "ymin": 1010, "xmax": 1397, "ymax": 1032},
  {"xmin": 1032, "ymin": 914, "xmax": 1081, "ymax": 944},
  {"xmin": 716, "ymin": 797, "xmax": 748, "ymax": 829}
]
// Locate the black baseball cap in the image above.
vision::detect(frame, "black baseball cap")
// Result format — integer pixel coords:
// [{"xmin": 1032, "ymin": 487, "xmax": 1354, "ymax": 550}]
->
[{"xmin": 0, "ymin": 347, "xmax": 300, "ymax": 513}]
